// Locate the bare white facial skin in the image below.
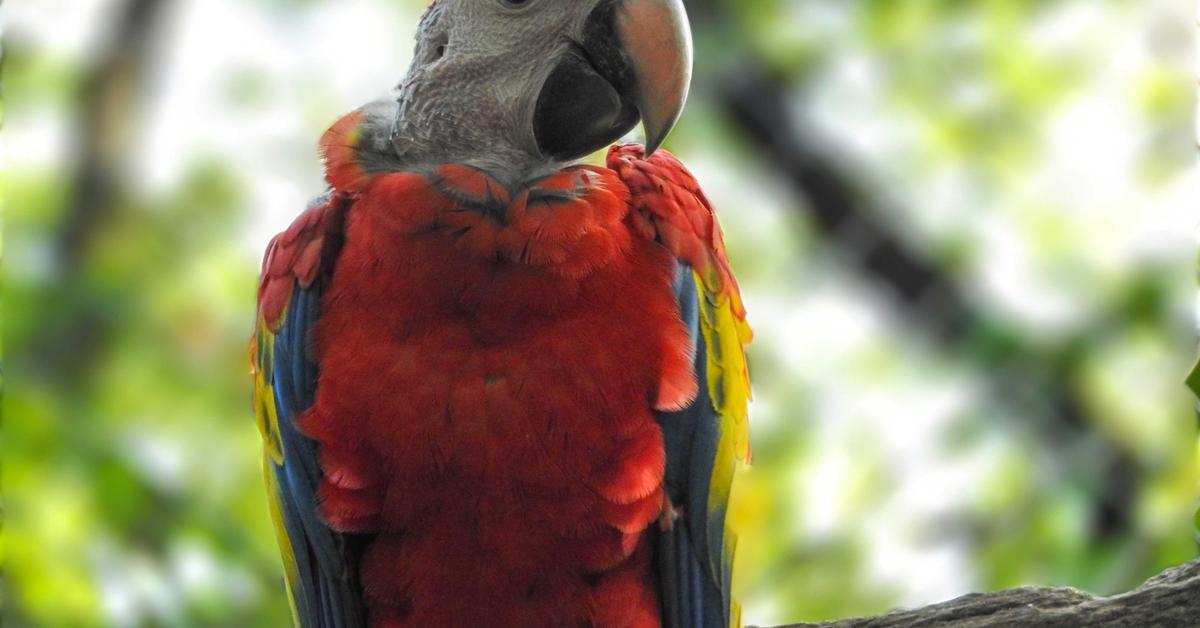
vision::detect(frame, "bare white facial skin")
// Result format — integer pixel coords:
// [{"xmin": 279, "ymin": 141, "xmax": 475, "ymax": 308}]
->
[
  {"xmin": 350, "ymin": 0, "xmax": 692, "ymax": 186},
  {"xmin": 391, "ymin": 0, "xmax": 602, "ymax": 182}
]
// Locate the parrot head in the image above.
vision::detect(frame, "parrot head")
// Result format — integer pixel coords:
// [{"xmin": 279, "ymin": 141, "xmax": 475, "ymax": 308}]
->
[{"xmin": 382, "ymin": 0, "xmax": 693, "ymax": 182}]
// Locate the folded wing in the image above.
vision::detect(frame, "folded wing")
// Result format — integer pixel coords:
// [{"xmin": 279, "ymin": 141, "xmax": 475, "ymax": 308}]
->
[
  {"xmin": 251, "ymin": 193, "xmax": 366, "ymax": 628},
  {"xmin": 609, "ymin": 145, "xmax": 752, "ymax": 628}
]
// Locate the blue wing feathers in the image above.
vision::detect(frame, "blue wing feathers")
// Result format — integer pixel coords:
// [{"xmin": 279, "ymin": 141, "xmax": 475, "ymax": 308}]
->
[
  {"xmin": 655, "ymin": 264, "xmax": 731, "ymax": 628},
  {"xmin": 272, "ymin": 281, "xmax": 367, "ymax": 628}
]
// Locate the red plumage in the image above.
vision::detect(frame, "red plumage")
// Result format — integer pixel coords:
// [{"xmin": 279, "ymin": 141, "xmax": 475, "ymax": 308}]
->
[{"xmin": 257, "ymin": 114, "xmax": 741, "ymax": 627}]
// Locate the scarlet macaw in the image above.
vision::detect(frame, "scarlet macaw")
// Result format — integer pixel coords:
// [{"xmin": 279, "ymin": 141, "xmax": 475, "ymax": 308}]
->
[{"xmin": 251, "ymin": 1, "xmax": 750, "ymax": 626}]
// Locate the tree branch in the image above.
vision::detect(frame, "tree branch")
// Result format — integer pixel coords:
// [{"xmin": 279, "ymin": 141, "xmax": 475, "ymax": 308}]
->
[
  {"xmin": 677, "ymin": 0, "xmax": 1143, "ymax": 542},
  {"xmin": 761, "ymin": 558, "xmax": 1200, "ymax": 628},
  {"xmin": 714, "ymin": 59, "xmax": 1140, "ymax": 541}
]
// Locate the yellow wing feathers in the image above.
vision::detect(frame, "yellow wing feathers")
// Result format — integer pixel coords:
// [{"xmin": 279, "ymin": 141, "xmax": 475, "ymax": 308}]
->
[
  {"xmin": 251, "ymin": 317, "xmax": 302, "ymax": 620},
  {"xmin": 695, "ymin": 268, "xmax": 752, "ymax": 628}
]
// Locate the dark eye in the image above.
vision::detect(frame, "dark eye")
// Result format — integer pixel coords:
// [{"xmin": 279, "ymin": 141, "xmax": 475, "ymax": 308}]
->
[{"xmin": 498, "ymin": 0, "xmax": 535, "ymax": 13}]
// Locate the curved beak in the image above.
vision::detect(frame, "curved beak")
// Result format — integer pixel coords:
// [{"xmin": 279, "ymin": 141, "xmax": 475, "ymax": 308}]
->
[{"xmin": 614, "ymin": 0, "xmax": 693, "ymax": 156}]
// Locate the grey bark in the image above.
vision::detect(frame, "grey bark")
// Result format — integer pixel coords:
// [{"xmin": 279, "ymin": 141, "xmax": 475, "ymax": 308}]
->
[{"xmin": 762, "ymin": 558, "xmax": 1199, "ymax": 628}]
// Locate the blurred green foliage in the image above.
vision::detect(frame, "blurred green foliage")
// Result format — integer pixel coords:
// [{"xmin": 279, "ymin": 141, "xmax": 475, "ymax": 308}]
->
[{"xmin": 6, "ymin": 0, "xmax": 1196, "ymax": 626}]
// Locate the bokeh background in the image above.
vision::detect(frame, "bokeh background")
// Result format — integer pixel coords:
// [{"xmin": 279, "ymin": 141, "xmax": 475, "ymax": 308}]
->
[{"xmin": 6, "ymin": 0, "xmax": 1198, "ymax": 626}]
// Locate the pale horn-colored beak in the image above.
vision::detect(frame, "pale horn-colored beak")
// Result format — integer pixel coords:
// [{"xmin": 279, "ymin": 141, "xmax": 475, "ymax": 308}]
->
[{"xmin": 614, "ymin": 0, "xmax": 693, "ymax": 157}]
